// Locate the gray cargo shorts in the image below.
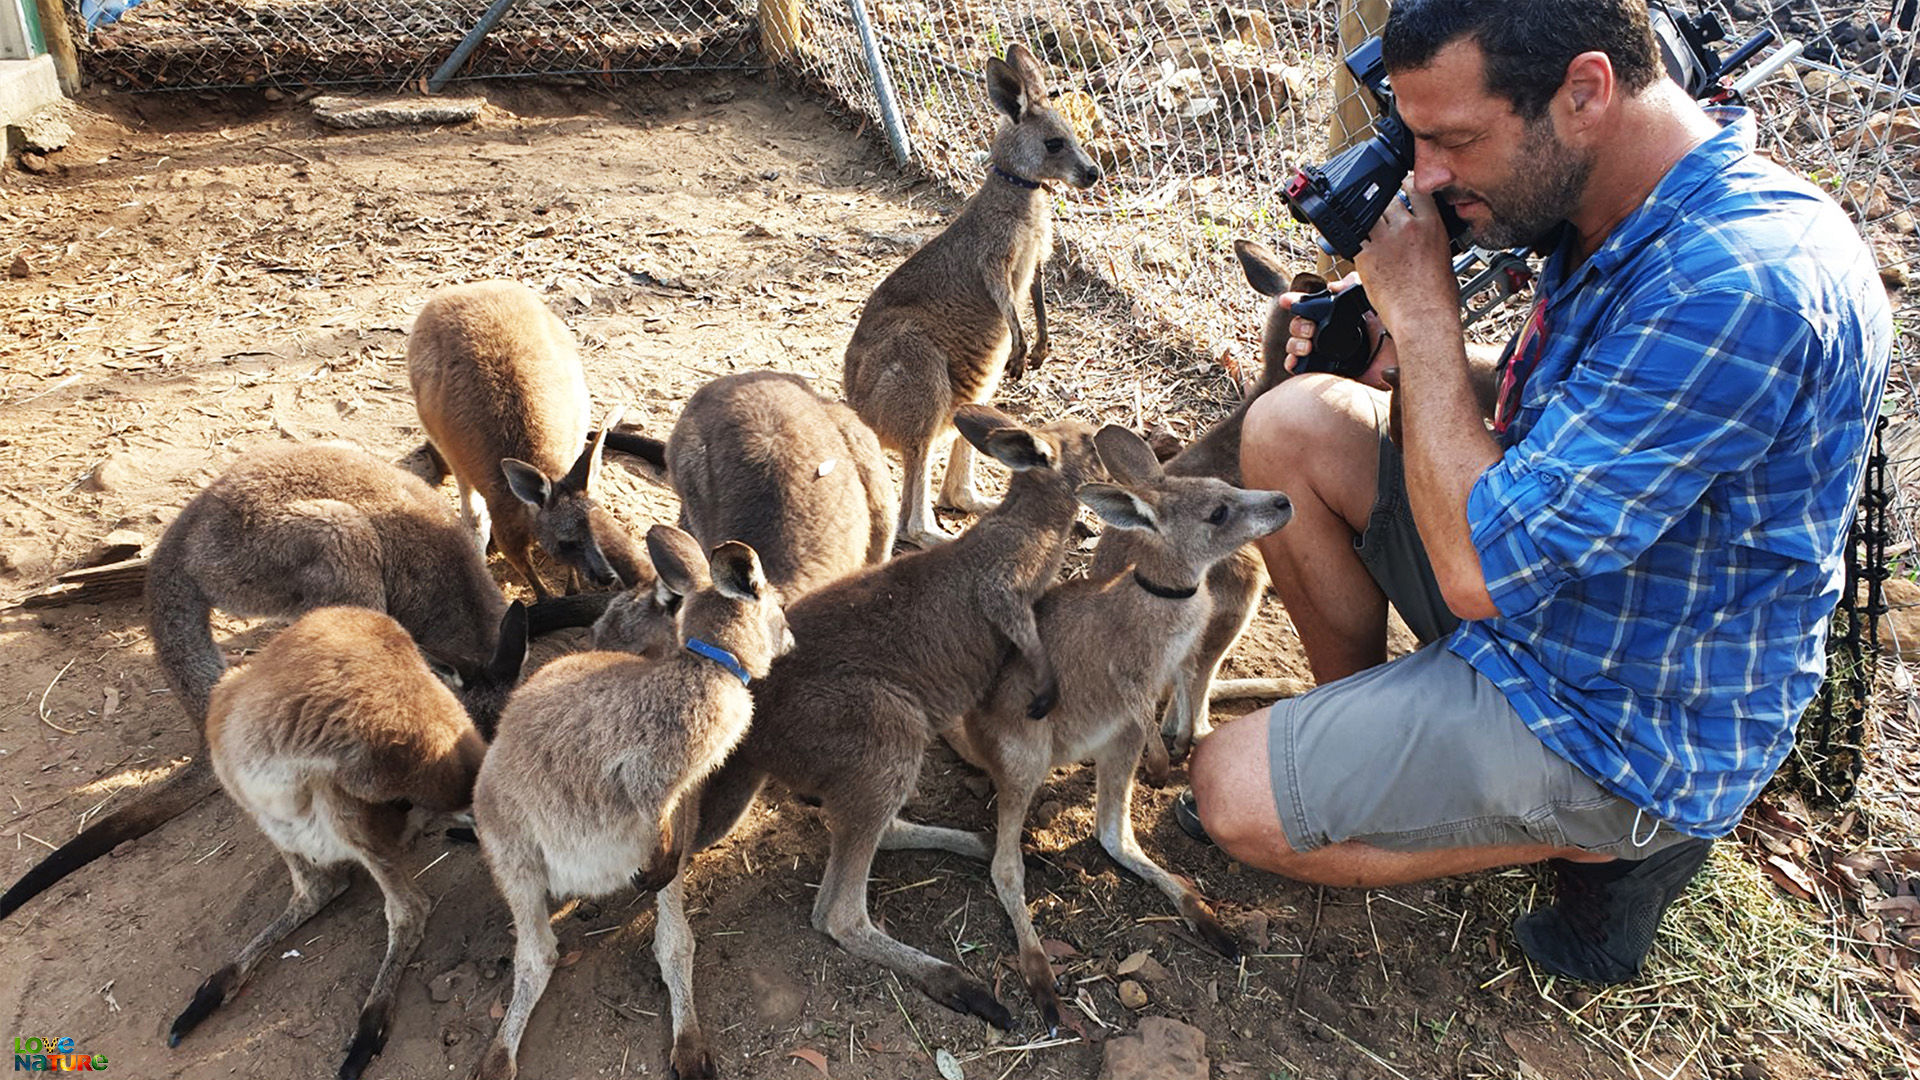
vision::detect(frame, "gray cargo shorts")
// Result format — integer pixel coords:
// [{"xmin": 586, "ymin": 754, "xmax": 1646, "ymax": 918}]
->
[{"xmin": 1266, "ymin": 421, "xmax": 1695, "ymax": 860}]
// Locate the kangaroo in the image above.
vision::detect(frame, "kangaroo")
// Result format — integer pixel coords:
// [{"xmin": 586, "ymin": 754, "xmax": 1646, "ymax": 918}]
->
[
  {"xmin": 408, "ymin": 279, "xmax": 637, "ymax": 601},
  {"xmin": 167, "ymin": 602, "xmax": 528, "ymax": 1080},
  {"xmin": 0, "ymin": 441, "xmax": 509, "ymax": 924},
  {"xmin": 952, "ymin": 425, "xmax": 1293, "ymax": 1028},
  {"xmin": 469, "ymin": 526, "xmax": 790, "ymax": 1080},
  {"xmin": 844, "ymin": 44, "xmax": 1102, "ymax": 547},
  {"xmin": 590, "ymin": 371, "xmax": 894, "ymax": 656},
  {"xmin": 1088, "ymin": 239, "xmax": 1309, "ymax": 781},
  {"xmin": 689, "ymin": 404, "xmax": 1102, "ymax": 1029}
]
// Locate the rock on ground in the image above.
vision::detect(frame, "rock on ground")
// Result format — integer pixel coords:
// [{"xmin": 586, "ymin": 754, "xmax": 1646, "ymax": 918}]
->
[{"xmin": 1099, "ymin": 1016, "xmax": 1209, "ymax": 1080}]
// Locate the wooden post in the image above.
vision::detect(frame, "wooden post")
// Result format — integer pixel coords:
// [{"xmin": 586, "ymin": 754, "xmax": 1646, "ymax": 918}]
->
[
  {"xmin": 31, "ymin": 0, "xmax": 80, "ymax": 96},
  {"xmin": 1319, "ymin": 0, "xmax": 1391, "ymax": 277},
  {"xmin": 760, "ymin": 0, "xmax": 808, "ymax": 65}
]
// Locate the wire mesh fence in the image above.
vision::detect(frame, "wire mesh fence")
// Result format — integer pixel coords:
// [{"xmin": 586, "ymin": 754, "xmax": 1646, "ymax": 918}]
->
[{"xmin": 73, "ymin": 0, "xmax": 757, "ymax": 89}]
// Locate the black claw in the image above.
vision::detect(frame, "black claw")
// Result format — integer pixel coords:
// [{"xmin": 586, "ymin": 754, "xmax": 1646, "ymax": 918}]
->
[
  {"xmin": 169, "ymin": 966, "xmax": 237, "ymax": 1047},
  {"xmin": 338, "ymin": 1006, "xmax": 390, "ymax": 1080}
]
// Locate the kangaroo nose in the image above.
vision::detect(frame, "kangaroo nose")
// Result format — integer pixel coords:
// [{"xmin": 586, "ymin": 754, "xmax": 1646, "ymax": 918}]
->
[{"xmin": 1080, "ymin": 164, "xmax": 1103, "ymax": 188}]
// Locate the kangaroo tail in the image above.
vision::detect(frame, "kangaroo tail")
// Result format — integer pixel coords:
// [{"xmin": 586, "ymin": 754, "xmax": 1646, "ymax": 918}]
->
[
  {"xmin": 594, "ymin": 430, "xmax": 667, "ymax": 468},
  {"xmin": 1, "ymin": 756, "xmax": 218, "ymax": 921},
  {"xmin": 145, "ymin": 526, "xmax": 222, "ymax": 726}
]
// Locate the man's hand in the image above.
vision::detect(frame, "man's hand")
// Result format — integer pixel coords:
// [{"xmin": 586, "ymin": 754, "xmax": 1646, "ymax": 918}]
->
[
  {"xmin": 1279, "ymin": 272, "xmax": 1397, "ymax": 391},
  {"xmin": 1352, "ymin": 180, "xmax": 1461, "ymax": 349}
]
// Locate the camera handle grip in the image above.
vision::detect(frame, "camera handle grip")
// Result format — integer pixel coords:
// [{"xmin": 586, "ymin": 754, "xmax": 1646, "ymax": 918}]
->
[{"xmin": 1290, "ymin": 285, "xmax": 1376, "ymax": 380}]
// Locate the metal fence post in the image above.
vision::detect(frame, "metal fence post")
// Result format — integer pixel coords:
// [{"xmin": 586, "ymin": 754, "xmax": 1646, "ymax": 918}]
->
[
  {"xmin": 847, "ymin": 0, "xmax": 911, "ymax": 167},
  {"xmin": 428, "ymin": 0, "xmax": 522, "ymax": 92}
]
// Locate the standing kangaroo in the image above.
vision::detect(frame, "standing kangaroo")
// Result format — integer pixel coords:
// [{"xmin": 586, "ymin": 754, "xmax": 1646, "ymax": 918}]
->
[
  {"xmin": 408, "ymin": 279, "xmax": 638, "ymax": 600},
  {"xmin": 952, "ymin": 425, "xmax": 1293, "ymax": 1028},
  {"xmin": 591, "ymin": 371, "xmax": 894, "ymax": 655},
  {"xmin": 844, "ymin": 44, "xmax": 1102, "ymax": 547},
  {"xmin": 0, "ymin": 442, "xmax": 508, "ymax": 923},
  {"xmin": 690, "ymin": 405, "xmax": 1103, "ymax": 1029},
  {"xmin": 1090, "ymin": 239, "xmax": 1306, "ymax": 779},
  {"xmin": 168, "ymin": 602, "xmax": 528, "ymax": 1080},
  {"xmin": 469, "ymin": 527, "xmax": 790, "ymax": 1080}
]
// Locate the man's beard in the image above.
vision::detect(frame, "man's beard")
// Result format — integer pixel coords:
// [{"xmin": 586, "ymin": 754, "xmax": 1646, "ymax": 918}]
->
[{"xmin": 1441, "ymin": 118, "xmax": 1592, "ymax": 249}]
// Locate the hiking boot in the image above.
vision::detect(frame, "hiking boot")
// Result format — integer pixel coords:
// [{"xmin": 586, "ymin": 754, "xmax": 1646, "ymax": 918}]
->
[
  {"xmin": 1172, "ymin": 788, "xmax": 1213, "ymax": 846},
  {"xmin": 1512, "ymin": 837, "xmax": 1714, "ymax": 984}
]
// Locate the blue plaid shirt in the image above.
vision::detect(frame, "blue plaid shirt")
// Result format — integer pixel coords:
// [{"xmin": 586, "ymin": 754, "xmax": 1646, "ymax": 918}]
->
[{"xmin": 1449, "ymin": 111, "xmax": 1892, "ymax": 838}]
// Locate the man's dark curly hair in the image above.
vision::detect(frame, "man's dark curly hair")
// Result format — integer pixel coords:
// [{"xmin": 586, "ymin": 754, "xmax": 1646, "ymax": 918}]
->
[{"xmin": 1380, "ymin": 0, "xmax": 1662, "ymax": 120}]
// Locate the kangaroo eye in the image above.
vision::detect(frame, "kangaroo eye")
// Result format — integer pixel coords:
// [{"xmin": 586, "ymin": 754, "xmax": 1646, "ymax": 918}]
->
[
  {"xmin": 1044, "ymin": 137, "xmax": 1066, "ymax": 153},
  {"xmin": 1207, "ymin": 505, "xmax": 1230, "ymax": 526}
]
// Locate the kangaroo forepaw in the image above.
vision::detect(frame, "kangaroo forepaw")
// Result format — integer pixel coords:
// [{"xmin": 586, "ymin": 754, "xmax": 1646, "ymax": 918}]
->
[
  {"xmin": 1026, "ymin": 676, "xmax": 1059, "ymax": 720},
  {"xmin": 669, "ymin": 1030, "xmax": 716, "ymax": 1080},
  {"xmin": 337, "ymin": 1005, "xmax": 391, "ymax": 1080},
  {"xmin": 169, "ymin": 964, "xmax": 238, "ymax": 1047}
]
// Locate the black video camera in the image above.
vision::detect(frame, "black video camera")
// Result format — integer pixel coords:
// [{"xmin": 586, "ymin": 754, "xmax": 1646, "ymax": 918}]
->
[{"xmin": 1279, "ymin": 3, "xmax": 1776, "ymax": 378}]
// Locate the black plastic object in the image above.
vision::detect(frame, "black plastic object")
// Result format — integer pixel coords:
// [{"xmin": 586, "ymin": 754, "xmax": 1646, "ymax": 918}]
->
[{"xmin": 1290, "ymin": 285, "xmax": 1377, "ymax": 379}]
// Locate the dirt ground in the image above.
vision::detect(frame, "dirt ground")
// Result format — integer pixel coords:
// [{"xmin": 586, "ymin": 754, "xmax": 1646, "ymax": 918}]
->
[{"xmin": 0, "ymin": 75, "xmax": 1886, "ymax": 1080}]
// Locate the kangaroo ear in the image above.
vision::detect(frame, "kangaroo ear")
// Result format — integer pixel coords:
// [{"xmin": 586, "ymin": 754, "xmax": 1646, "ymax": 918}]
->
[
  {"xmin": 985, "ymin": 55, "xmax": 1026, "ymax": 121},
  {"xmin": 954, "ymin": 403, "xmax": 1021, "ymax": 451},
  {"xmin": 1233, "ymin": 239, "xmax": 1290, "ymax": 297},
  {"xmin": 983, "ymin": 427, "xmax": 1056, "ymax": 473},
  {"xmin": 1093, "ymin": 424, "xmax": 1164, "ymax": 484},
  {"xmin": 421, "ymin": 649, "xmax": 467, "ymax": 689},
  {"xmin": 708, "ymin": 540, "xmax": 767, "ymax": 603},
  {"xmin": 645, "ymin": 525, "xmax": 710, "ymax": 598},
  {"xmin": 488, "ymin": 600, "xmax": 530, "ymax": 685},
  {"xmin": 502, "ymin": 458, "xmax": 552, "ymax": 508},
  {"xmin": 1077, "ymin": 482, "xmax": 1159, "ymax": 532},
  {"xmin": 1005, "ymin": 43, "xmax": 1050, "ymax": 100}
]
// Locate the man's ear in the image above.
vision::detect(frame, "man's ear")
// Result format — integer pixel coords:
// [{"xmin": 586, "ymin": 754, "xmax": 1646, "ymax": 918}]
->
[{"xmin": 1561, "ymin": 50, "xmax": 1614, "ymax": 123}]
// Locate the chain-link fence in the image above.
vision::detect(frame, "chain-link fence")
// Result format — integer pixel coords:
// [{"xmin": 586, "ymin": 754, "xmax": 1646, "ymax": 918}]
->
[{"xmin": 74, "ymin": 0, "xmax": 757, "ymax": 89}]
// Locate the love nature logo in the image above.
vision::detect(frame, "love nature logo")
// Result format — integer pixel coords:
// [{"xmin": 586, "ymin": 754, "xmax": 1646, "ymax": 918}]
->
[{"xmin": 11, "ymin": 1036, "xmax": 108, "ymax": 1072}]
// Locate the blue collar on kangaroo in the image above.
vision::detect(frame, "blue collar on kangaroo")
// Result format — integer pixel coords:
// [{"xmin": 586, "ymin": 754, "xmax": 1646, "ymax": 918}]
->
[
  {"xmin": 992, "ymin": 164, "xmax": 1042, "ymax": 190},
  {"xmin": 685, "ymin": 638, "xmax": 751, "ymax": 686}
]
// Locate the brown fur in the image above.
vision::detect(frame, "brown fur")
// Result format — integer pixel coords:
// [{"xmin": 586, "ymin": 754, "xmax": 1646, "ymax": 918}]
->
[
  {"xmin": 408, "ymin": 280, "xmax": 641, "ymax": 600},
  {"xmin": 593, "ymin": 371, "xmax": 894, "ymax": 656},
  {"xmin": 1086, "ymin": 239, "xmax": 1304, "ymax": 779},
  {"xmin": 952, "ymin": 426, "xmax": 1293, "ymax": 1029},
  {"xmin": 469, "ymin": 527, "xmax": 790, "ymax": 1080},
  {"xmin": 170, "ymin": 604, "xmax": 527, "ymax": 1080},
  {"xmin": 690, "ymin": 405, "xmax": 1103, "ymax": 1029},
  {"xmin": 843, "ymin": 45, "xmax": 1102, "ymax": 547},
  {"xmin": 0, "ymin": 441, "xmax": 508, "ymax": 925}
]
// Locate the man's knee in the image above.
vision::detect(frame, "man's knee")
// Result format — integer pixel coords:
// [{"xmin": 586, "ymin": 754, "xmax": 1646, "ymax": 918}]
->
[
  {"xmin": 1241, "ymin": 376, "xmax": 1380, "ymax": 493},
  {"xmin": 1189, "ymin": 712, "xmax": 1291, "ymax": 865}
]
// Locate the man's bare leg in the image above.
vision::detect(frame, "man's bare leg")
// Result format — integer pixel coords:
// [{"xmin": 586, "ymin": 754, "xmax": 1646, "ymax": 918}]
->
[
  {"xmin": 1241, "ymin": 375, "xmax": 1398, "ymax": 684},
  {"xmin": 1188, "ymin": 707, "xmax": 1612, "ymax": 887}
]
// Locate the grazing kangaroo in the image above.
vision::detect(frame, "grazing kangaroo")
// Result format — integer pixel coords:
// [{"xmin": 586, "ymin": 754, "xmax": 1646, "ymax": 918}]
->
[
  {"xmin": 690, "ymin": 404, "xmax": 1102, "ymax": 1029},
  {"xmin": 470, "ymin": 526, "xmax": 790, "ymax": 1080},
  {"xmin": 168, "ymin": 602, "xmax": 528, "ymax": 1080},
  {"xmin": 844, "ymin": 44, "xmax": 1102, "ymax": 547},
  {"xmin": 592, "ymin": 371, "xmax": 894, "ymax": 656},
  {"xmin": 953, "ymin": 425, "xmax": 1293, "ymax": 1029},
  {"xmin": 408, "ymin": 279, "xmax": 636, "ymax": 600},
  {"xmin": 0, "ymin": 441, "xmax": 508, "ymax": 924},
  {"xmin": 1089, "ymin": 239, "xmax": 1306, "ymax": 780}
]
